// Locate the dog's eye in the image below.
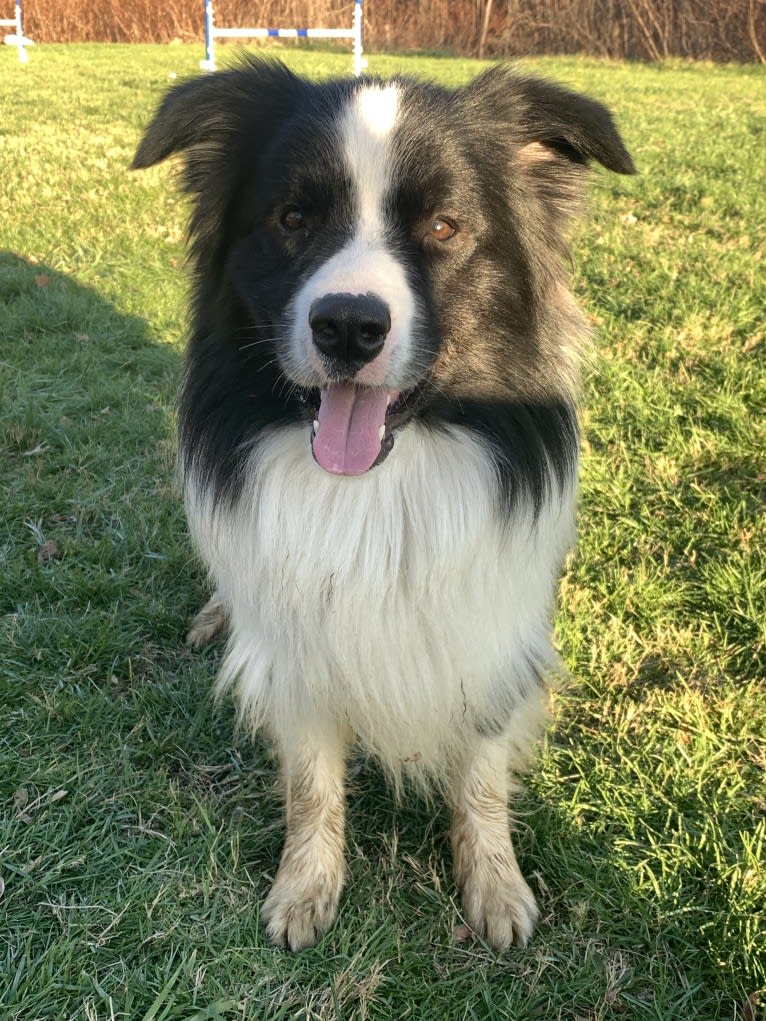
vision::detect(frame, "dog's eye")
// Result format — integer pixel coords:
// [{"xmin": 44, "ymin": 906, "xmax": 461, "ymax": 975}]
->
[
  {"xmin": 280, "ymin": 207, "xmax": 305, "ymax": 232},
  {"xmin": 428, "ymin": 218, "xmax": 457, "ymax": 242}
]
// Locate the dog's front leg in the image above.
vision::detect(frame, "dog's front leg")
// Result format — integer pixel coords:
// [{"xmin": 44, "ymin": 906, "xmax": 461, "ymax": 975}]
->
[
  {"xmin": 449, "ymin": 737, "xmax": 539, "ymax": 950},
  {"xmin": 262, "ymin": 723, "xmax": 347, "ymax": 951}
]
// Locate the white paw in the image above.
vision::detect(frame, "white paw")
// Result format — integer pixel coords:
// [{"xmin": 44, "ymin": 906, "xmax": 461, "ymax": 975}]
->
[
  {"xmin": 261, "ymin": 866, "xmax": 344, "ymax": 952},
  {"xmin": 185, "ymin": 594, "xmax": 228, "ymax": 649},
  {"xmin": 459, "ymin": 868, "xmax": 539, "ymax": 950}
]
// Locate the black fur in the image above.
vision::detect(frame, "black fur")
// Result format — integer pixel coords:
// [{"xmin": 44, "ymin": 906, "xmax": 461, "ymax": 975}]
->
[{"xmin": 133, "ymin": 59, "xmax": 634, "ymax": 511}]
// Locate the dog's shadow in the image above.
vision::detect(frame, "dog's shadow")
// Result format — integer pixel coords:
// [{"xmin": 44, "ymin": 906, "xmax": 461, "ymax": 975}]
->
[{"xmin": 0, "ymin": 251, "xmax": 209, "ymax": 638}]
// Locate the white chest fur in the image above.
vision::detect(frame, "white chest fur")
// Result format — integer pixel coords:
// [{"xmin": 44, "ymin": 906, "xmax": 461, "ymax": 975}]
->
[{"xmin": 185, "ymin": 422, "xmax": 576, "ymax": 777}]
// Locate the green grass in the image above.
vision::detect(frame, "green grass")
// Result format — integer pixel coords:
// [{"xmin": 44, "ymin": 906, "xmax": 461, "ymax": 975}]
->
[{"xmin": 1, "ymin": 42, "xmax": 765, "ymax": 1021}]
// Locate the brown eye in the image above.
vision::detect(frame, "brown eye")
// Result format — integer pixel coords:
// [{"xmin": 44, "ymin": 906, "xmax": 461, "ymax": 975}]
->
[
  {"xmin": 280, "ymin": 207, "xmax": 305, "ymax": 232},
  {"xmin": 428, "ymin": 218, "xmax": 456, "ymax": 242}
]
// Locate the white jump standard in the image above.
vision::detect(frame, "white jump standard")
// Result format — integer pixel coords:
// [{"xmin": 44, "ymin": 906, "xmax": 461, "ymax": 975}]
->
[
  {"xmin": 201, "ymin": 0, "xmax": 364, "ymax": 75},
  {"xmin": 2, "ymin": 1, "xmax": 33, "ymax": 63}
]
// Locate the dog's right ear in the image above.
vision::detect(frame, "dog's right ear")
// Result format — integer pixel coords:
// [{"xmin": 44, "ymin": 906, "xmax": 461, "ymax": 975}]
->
[
  {"xmin": 131, "ymin": 59, "xmax": 302, "ymax": 185},
  {"xmin": 132, "ymin": 60, "xmax": 304, "ymax": 261},
  {"xmin": 132, "ymin": 73, "xmax": 240, "ymax": 171}
]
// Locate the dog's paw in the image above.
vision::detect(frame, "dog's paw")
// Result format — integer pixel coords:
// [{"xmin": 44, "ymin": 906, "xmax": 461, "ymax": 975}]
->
[
  {"xmin": 459, "ymin": 867, "xmax": 539, "ymax": 951},
  {"xmin": 262, "ymin": 869, "xmax": 343, "ymax": 952},
  {"xmin": 185, "ymin": 593, "xmax": 228, "ymax": 649}
]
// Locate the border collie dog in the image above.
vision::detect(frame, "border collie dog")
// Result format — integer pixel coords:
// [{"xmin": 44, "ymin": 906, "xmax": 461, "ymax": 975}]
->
[{"xmin": 134, "ymin": 59, "xmax": 633, "ymax": 952}]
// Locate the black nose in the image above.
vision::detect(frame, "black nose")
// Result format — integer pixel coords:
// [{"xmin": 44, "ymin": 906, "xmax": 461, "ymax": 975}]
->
[{"xmin": 309, "ymin": 292, "xmax": 390, "ymax": 373}]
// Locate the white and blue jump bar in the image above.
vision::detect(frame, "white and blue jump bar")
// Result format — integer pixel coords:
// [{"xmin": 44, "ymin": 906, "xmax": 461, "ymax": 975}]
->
[
  {"xmin": 202, "ymin": 0, "xmax": 364, "ymax": 75},
  {"xmin": 2, "ymin": 1, "xmax": 33, "ymax": 63}
]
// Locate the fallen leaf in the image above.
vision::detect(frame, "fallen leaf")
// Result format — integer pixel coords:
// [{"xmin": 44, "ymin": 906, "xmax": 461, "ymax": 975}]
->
[
  {"xmin": 37, "ymin": 540, "xmax": 61, "ymax": 563},
  {"xmin": 34, "ymin": 274, "xmax": 50, "ymax": 288},
  {"xmin": 742, "ymin": 992, "xmax": 761, "ymax": 1021},
  {"xmin": 18, "ymin": 788, "xmax": 68, "ymax": 821}
]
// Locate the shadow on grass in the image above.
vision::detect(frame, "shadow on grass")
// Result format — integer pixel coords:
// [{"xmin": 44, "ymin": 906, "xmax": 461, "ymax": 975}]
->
[{"xmin": 0, "ymin": 251, "xmax": 207, "ymax": 646}]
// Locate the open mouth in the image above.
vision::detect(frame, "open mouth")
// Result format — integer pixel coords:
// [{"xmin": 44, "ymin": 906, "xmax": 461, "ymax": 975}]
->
[{"xmin": 299, "ymin": 382, "xmax": 422, "ymax": 476}]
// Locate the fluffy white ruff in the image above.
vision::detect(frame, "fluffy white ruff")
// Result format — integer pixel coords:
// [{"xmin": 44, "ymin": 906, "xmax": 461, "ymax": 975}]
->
[{"xmin": 185, "ymin": 422, "xmax": 576, "ymax": 784}]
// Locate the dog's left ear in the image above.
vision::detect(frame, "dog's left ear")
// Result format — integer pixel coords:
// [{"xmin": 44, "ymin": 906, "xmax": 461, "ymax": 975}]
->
[
  {"xmin": 464, "ymin": 68, "xmax": 635, "ymax": 176},
  {"xmin": 513, "ymin": 75, "xmax": 636, "ymax": 175}
]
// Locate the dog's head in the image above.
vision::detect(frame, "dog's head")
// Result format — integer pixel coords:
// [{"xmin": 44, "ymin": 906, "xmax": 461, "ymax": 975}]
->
[{"xmin": 134, "ymin": 60, "xmax": 634, "ymax": 477}]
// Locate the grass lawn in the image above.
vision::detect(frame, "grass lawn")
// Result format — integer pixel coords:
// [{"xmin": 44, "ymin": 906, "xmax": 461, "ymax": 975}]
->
[{"xmin": 1, "ymin": 41, "xmax": 764, "ymax": 1020}]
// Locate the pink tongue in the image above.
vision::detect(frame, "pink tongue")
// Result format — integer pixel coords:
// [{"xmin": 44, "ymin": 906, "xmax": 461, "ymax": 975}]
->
[{"xmin": 312, "ymin": 382, "xmax": 389, "ymax": 476}]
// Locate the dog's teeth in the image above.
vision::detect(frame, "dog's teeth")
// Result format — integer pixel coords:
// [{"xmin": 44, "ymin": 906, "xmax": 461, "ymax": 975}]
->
[
  {"xmin": 386, "ymin": 395, "xmax": 392, "ymax": 406},
  {"xmin": 378, "ymin": 425, "xmax": 386, "ymax": 441},
  {"xmin": 313, "ymin": 420, "xmax": 320, "ymax": 434}
]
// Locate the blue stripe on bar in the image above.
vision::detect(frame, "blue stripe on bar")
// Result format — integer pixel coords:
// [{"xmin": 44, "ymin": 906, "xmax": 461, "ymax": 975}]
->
[{"xmin": 266, "ymin": 28, "xmax": 310, "ymax": 36}]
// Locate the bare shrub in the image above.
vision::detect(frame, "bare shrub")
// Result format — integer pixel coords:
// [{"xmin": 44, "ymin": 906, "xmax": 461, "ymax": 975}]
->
[{"xmin": 19, "ymin": 0, "xmax": 766, "ymax": 63}]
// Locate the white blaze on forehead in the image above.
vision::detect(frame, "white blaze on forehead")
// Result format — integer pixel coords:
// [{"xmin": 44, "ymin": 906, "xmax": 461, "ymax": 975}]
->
[
  {"xmin": 284, "ymin": 80, "xmax": 419, "ymax": 393},
  {"xmin": 341, "ymin": 83, "xmax": 400, "ymax": 235},
  {"xmin": 352, "ymin": 81, "xmax": 399, "ymax": 136}
]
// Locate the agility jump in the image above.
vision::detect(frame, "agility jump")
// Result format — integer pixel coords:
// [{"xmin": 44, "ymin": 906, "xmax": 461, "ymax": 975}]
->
[
  {"xmin": 2, "ymin": 1, "xmax": 33, "ymax": 63},
  {"xmin": 201, "ymin": 0, "xmax": 364, "ymax": 75}
]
